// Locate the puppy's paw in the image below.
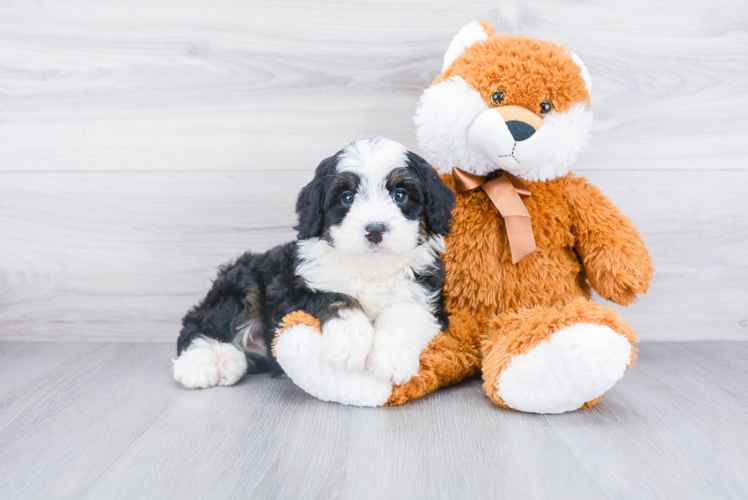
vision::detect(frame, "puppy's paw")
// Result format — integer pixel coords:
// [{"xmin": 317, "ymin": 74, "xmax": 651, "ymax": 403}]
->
[
  {"xmin": 173, "ymin": 337, "xmax": 247, "ymax": 389},
  {"xmin": 366, "ymin": 334, "xmax": 421, "ymax": 385},
  {"xmin": 320, "ymin": 310, "xmax": 374, "ymax": 372}
]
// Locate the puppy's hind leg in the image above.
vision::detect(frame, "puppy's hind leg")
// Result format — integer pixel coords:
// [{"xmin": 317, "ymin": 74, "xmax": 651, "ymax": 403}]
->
[
  {"xmin": 173, "ymin": 335, "xmax": 248, "ymax": 389},
  {"xmin": 173, "ymin": 256, "xmax": 261, "ymax": 389}
]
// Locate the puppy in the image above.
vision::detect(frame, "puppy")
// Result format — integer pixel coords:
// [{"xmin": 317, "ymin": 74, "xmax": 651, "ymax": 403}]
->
[{"xmin": 173, "ymin": 138, "xmax": 456, "ymax": 389}]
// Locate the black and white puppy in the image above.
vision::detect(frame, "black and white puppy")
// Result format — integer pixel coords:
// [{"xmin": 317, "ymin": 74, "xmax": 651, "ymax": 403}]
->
[{"xmin": 173, "ymin": 138, "xmax": 455, "ymax": 389}]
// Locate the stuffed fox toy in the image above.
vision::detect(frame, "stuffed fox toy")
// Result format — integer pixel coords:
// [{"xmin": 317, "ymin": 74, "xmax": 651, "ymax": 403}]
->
[{"xmin": 273, "ymin": 20, "xmax": 654, "ymax": 413}]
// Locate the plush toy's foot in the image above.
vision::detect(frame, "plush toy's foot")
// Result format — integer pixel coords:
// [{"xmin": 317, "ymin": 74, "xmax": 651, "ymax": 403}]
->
[
  {"xmin": 173, "ymin": 337, "xmax": 248, "ymax": 389},
  {"xmin": 273, "ymin": 311, "xmax": 481, "ymax": 407},
  {"xmin": 273, "ymin": 312, "xmax": 393, "ymax": 406},
  {"xmin": 481, "ymin": 297, "xmax": 637, "ymax": 414}
]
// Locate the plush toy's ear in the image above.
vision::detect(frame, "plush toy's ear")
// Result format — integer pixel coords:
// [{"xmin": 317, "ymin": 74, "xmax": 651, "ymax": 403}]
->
[
  {"xmin": 294, "ymin": 156, "xmax": 335, "ymax": 240},
  {"xmin": 406, "ymin": 152, "xmax": 455, "ymax": 236},
  {"xmin": 570, "ymin": 52, "xmax": 592, "ymax": 95},
  {"xmin": 442, "ymin": 20, "xmax": 494, "ymax": 72}
]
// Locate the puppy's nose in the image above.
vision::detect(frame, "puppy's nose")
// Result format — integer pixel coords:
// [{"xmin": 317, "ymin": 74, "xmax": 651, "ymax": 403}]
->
[
  {"xmin": 364, "ymin": 223, "xmax": 387, "ymax": 244},
  {"xmin": 506, "ymin": 120, "xmax": 536, "ymax": 142}
]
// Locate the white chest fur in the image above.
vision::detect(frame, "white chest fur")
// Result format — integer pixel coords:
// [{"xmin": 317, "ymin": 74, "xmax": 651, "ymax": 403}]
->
[{"xmin": 295, "ymin": 237, "xmax": 442, "ymax": 320}]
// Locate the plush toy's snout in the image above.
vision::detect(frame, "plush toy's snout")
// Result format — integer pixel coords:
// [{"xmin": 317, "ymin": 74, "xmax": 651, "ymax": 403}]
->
[
  {"xmin": 469, "ymin": 105, "xmax": 554, "ymax": 171},
  {"xmin": 497, "ymin": 106, "xmax": 544, "ymax": 141}
]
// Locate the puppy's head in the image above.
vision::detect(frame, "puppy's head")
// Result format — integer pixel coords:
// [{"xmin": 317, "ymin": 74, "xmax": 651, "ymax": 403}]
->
[
  {"xmin": 295, "ymin": 138, "xmax": 455, "ymax": 266},
  {"xmin": 414, "ymin": 21, "xmax": 593, "ymax": 182}
]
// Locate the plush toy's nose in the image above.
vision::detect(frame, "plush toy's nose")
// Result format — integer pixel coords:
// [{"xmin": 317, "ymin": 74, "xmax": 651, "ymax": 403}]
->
[
  {"xmin": 506, "ymin": 120, "xmax": 536, "ymax": 141},
  {"xmin": 497, "ymin": 105, "xmax": 544, "ymax": 142}
]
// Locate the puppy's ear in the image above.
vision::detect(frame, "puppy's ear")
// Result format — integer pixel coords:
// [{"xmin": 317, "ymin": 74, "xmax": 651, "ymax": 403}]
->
[
  {"xmin": 295, "ymin": 156, "xmax": 335, "ymax": 239},
  {"xmin": 406, "ymin": 152, "xmax": 455, "ymax": 236}
]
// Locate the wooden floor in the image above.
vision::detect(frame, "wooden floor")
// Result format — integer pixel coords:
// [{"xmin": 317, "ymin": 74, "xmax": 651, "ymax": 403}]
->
[{"xmin": 0, "ymin": 341, "xmax": 746, "ymax": 499}]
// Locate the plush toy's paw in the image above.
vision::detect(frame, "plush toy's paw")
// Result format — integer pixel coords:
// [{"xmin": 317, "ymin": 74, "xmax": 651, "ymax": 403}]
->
[
  {"xmin": 366, "ymin": 332, "xmax": 421, "ymax": 385},
  {"xmin": 274, "ymin": 320, "xmax": 394, "ymax": 407},
  {"xmin": 319, "ymin": 309, "xmax": 374, "ymax": 372},
  {"xmin": 172, "ymin": 337, "xmax": 247, "ymax": 389},
  {"xmin": 496, "ymin": 323, "xmax": 631, "ymax": 413}
]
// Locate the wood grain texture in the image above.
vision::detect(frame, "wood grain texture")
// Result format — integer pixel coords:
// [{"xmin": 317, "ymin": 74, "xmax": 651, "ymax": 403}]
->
[
  {"xmin": 1, "ymin": 170, "xmax": 746, "ymax": 341},
  {"xmin": 0, "ymin": 0, "xmax": 747, "ymax": 342},
  {"xmin": 0, "ymin": 341, "xmax": 746, "ymax": 499},
  {"xmin": 0, "ymin": 0, "xmax": 746, "ymax": 172}
]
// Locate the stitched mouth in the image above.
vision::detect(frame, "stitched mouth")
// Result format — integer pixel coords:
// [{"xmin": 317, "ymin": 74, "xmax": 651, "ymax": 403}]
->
[{"xmin": 496, "ymin": 142, "xmax": 520, "ymax": 164}]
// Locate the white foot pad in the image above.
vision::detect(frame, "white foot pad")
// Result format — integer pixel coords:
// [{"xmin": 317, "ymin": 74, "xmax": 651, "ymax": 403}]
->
[
  {"xmin": 275, "ymin": 324, "xmax": 393, "ymax": 407},
  {"xmin": 173, "ymin": 337, "xmax": 248, "ymax": 389},
  {"xmin": 496, "ymin": 323, "xmax": 632, "ymax": 414}
]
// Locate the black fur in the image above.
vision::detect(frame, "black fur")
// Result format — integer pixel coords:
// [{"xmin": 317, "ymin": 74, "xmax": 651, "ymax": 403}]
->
[
  {"xmin": 179, "ymin": 241, "xmax": 359, "ymax": 373},
  {"xmin": 405, "ymin": 151, "xmax": 455, "ymax": 237},
  {"xmin": 176, "ymin": 141, "xmax": 455, "ymax": 376}
]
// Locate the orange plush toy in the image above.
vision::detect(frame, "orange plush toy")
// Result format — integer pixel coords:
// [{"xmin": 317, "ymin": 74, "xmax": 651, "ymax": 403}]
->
[{"xmin": 274, "ymin": 21, "xmax": 654, "ymax": 413}]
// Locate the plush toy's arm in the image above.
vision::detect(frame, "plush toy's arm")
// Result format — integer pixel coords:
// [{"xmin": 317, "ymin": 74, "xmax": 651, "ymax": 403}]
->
[{"xmin": 569, "ymin": 177, "xmax": 654, "ymax": 306}]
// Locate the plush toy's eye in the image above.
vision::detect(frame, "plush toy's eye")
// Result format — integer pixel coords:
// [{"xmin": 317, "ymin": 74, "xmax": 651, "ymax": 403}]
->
[
  {"xmin": 392, "ymin": 189, "xmax": 408, "ymax": 204},
  {"xmin": 341, "ymin": 192, "xmax": 355, "ymax": 206},
  {"xmin": 491, "ymin": 90, "xmax": 506, "ymax": 106},
  {"xmin": 540, "ymin": 101, "xmax": 553, "ymax": 115}
]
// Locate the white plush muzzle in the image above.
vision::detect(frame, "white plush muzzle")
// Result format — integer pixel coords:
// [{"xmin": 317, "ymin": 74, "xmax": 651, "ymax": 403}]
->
[{"xmin": 468, "ymin": 109, "xmax": 554, "ymax": 174}]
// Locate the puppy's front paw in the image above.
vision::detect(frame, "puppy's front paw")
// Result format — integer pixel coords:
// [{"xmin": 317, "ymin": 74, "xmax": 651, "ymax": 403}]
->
[
  {"xmin": 320, "ymin": 310, "xmax": 374, "ymax": 372},
  {"xmin": 366, "ymin": 334, "xmax": 421, "ymax": 385}
]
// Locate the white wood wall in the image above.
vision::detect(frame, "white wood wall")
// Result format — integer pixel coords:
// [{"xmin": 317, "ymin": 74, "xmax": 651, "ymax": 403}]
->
[{"xmin": 1, "ymin": 0, "xmax": 746, "ymax": 342}]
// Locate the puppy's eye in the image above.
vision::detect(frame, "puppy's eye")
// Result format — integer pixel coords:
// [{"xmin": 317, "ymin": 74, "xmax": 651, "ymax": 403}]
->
[
  {"xmin": 392, "ymin": 189, "xmax": 408, "ymax": 204},
  {"xmin": 491, "ymin": 90, "xmax": 506, "ymax": 106},
  {"xmin": 341, "ymin": 192, "xmax": 355, "ymax": 206},
  {"xmin": 539, "ymin": 101, "xmax": 553, "ymax": 115}
]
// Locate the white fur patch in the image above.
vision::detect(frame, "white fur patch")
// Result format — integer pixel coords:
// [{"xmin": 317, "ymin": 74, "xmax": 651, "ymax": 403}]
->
[
  {"xmin": 570, "ymin": 52, "xmax": 592, "ymax": 95},
  {"xmin": 496, "ymin": 323, "xmax": 632, "ymax": 414},
  {"xmin": 295, "ymin": 236, "xmax": 444, "ymax": 385},
  {"xmin": 295, "ymin": 236, "xmax": 443, "ymax": 319},
  {"xmin": 366, "ymin": 302, "xmax": 441, "ymax": 384},
  {"xmin": 275, "ymin": 323, "xmax": 393, "ymax": 407},
  {"xmin": 320, "ymin": 308, "xmax": 374, "ymax": 371},
  {"xmin": 337, "ymin": 137, "xmax": 408, "ymax": 184},
  {"xmin": 173, "ymin": 337, "xmax": 248, "ymax": 389},
  {"xmin": 414, "ymin": 76, "xmax": 489, "ymax": 175},
  {"xmin": 442, "ymin": 21, "xmax": 490, "ymax": 72}
]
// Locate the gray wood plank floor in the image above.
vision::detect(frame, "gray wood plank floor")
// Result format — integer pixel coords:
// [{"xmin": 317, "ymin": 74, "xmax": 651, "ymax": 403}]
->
[{"xmin": 0, "ymin": 341, "xmax": 745, "ymax": 500}]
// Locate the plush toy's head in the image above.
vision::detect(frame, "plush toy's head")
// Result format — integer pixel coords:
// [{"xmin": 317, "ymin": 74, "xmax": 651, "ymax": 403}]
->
[{"xmin": 415, "ymin": 21, "xmax": 593, "ymax": 182}]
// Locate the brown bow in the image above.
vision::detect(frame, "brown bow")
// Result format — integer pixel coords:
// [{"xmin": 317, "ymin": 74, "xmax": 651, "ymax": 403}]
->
[{"xmin": 451, "ymin": 167, "xmax": 536, "ymax": 264}]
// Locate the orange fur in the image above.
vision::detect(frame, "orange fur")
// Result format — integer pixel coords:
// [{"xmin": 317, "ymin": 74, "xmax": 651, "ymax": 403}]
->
[
  {"xmin": 436, "ymin": 34, "xmax": 590, "ymax": 114},
  {"xmin": 477, "ymin": 19, "xmax": 495, "ymax": 37},
  {"xmin": 442, "ymin": 172, "xmax": 654, "ymax": 317},
  {"xmin": 442, "ymin": 171, "xmax": 651, "ymax": 408}
]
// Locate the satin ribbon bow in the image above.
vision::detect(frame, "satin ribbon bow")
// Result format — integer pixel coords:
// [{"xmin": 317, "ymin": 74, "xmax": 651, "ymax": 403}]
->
[{"xmin": 451, "ymin": 167, "xmax": 536, "ymax": 264}]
